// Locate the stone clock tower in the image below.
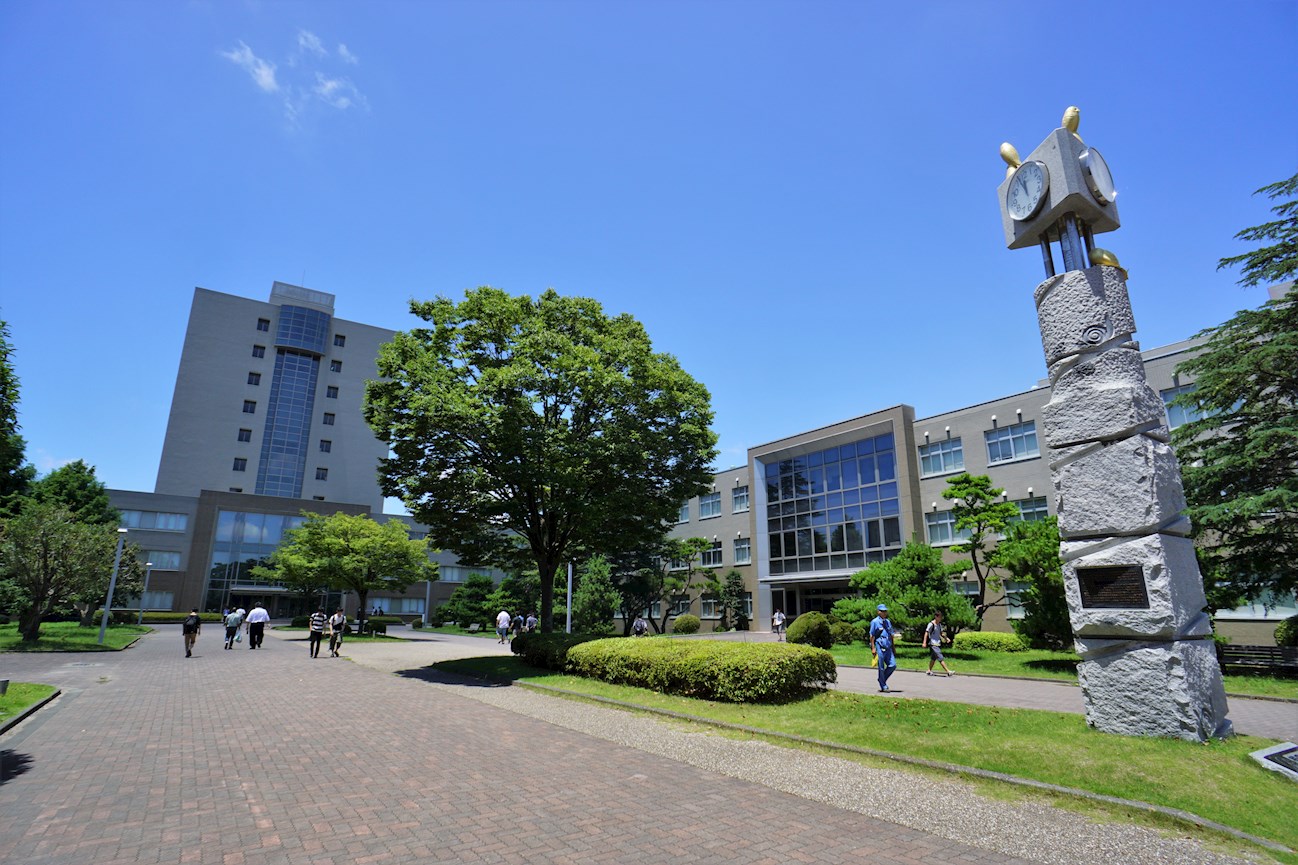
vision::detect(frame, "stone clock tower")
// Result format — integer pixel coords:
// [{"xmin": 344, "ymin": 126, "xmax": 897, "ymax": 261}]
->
[{"xmin": 997, "ymin": 108, "xmax": 1231, "ymax": 741}]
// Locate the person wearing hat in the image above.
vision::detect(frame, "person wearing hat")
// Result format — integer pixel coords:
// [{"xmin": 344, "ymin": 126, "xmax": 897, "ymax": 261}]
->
[{"xmin": 869, "ymin": 603, "xmax": 898, "ymax": 692}]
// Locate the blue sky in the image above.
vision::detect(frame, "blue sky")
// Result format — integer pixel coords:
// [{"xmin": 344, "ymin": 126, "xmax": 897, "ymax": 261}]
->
[{"xmin": 2, "ymin": 1, "xmax": 1294, "ymax": 504}]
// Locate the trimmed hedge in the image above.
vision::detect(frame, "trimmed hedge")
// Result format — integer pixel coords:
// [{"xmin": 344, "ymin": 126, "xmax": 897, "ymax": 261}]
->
[
  {"xmin": 830, "ymin": 621, "xmax": 863, "ymax": 645},
  {"xmin": 953, "ymin": 630, "xmax": 1027, "ymax": 652},
  {"xmin": 1275, "ymin": 615, "xmax": 1298, "ymax": 648},
  {"xmin": 129, "ymin": 611, "xmax": 224, "ymax": 625},
  {"xmin": 672, "ymin": 614, "xmax": 701, "ymax": 634},
  {"xmin": 564, "ymin": 638, "xmax": 837, "ymax": 703},
  {"xmin": 786, "ymin": 612, "xmax": 833, "ymax": 649},
  {"xmin": 510, "ymin": 632, "xmax": 602, "ymax": 670}
]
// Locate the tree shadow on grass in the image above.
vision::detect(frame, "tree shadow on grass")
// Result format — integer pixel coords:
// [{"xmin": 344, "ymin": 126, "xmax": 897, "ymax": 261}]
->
[
  {"xmin": 394, "ymin": 657, "xmax": 530, "ymax": 688},
  {"xmin": 1022, "ymin": 658, "xmax": 1080, "ymax": 675},
  {"xmin": 0, "ymin": 750, "xmax": 33, "ymax": 785}
]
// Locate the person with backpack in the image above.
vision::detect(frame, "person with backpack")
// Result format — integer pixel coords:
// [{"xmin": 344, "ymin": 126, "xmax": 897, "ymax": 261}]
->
[
  {"xmin": 327, "ymin": 607, "xmax": 346, "ymax": 657},
  {"xmin": 632, "ymin": 615, "xmax": 649, "ymax": 637},
  {"xmin": 223, "ymin": 607, "xmax": 245, "ymax": 649},
  {"xmin": 307, "ymin": 607, "xmax": 328, "ymax": 658},
  {"xmin": 182, "ymin": 609, "xmax": 202, "ymax": 657}
]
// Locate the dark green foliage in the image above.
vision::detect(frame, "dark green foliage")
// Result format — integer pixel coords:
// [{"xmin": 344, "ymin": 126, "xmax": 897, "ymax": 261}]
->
[
  {"xmin": 291, "ymin": 615, "xmax": 310, "ymax": 627},
  {"xmin": 132, "ymin": 611, "xmax": 223, "ymax": 625},
  {"xmin": 0, "ymin": 320, "xmax": 35, "ymax": 514},
  {"xmin": 671, "ymin": 613, "xmax": 700, "ymax": 634},
  {"xmin": 998, "ymin": 517, "xmax": 1072, "ymax": 649},
  {"xmin": 572, "ymin": 555, "xmax": 619, "ymax": 635},
  {"xmin": 838, "ymin": 541, "xmax": 976, "ymax": 641},
  {"xmin": 563, "ymin": 638, "xmax": 837, "ymax": 702},
  {"xmin": 28, "ymin": 460, "xmax": 119, "ymax": 526},
  {"xmin": 954, "ymin": 631, "xmax": 1026, "ymax": 652},
  {"xmin": 1216, "ymin": 173, "xmax": 1297, "ymax": 288},
  {"xmin": 364, "ymin": 287, "xmax": 718, "ymax": 632},
  {"xmin": 786, "ymin": 611, "xmax": 832, "ymax": 649},
  {"xmin": 1276, "ymin": 615, "xmax": 1298, "ymax": 647},
  {"xmin": 509, "ymin": 631, "xmax": 600, "ymax": 670},
  {"xmin": 439, "ymin": 574, "xmax": 497, "ymax": 629},
  {"xmin": 829, "ymin": 621, "xmax": 862, "ymax": 645},
  {"xmin": 943, "ymin": 473, "xmax": 1021, "ymax": 619}
]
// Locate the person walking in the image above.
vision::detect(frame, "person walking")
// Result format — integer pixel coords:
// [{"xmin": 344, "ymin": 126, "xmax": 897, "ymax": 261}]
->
[
  {"xmin": 632, "ymin": 614, "xmax": 649, "ymax": 636},
  {"xmin": 223, "ymin": 607, "xmax": 245, "ymax": 650},
  {"xmin": 328, "ymin": 607, "xmax": 346, "ymax": 657},
  {"xmin": 525, "ymin": 612, "xmax": 538, "ymax": 633},
  {"xmin": 307, "ymin": 607, "xmax": 327, "ymax": 658},
  {"xmin": 182, "ymin": 609, "xmax": 202, "ymax": 657},
  {"xmin": 772, "ymin": 609, "xmax": 786, "ymax": 641},
  {"xmin": 869, "ymin": 604, "xmax": 898, "ymax": 692},
  {"xmin": 245, "ymin": 602, "xmax": 270, "ymax": 649},
  {"xmin": 495, "ymin": 609, "xmax": 511, "ymax": 644},
  {"xmin": 923, "ymin": 610, "xmax": 954, "ymax": 677}
]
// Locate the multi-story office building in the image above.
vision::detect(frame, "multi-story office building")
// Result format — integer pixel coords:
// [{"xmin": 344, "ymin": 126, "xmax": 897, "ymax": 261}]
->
[{"xmin": 108, "ymin": 282, "xmax": 508, "ymax": 619}]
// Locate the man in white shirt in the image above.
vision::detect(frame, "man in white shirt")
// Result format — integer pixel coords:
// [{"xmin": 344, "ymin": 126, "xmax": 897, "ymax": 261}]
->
[
  {"xmin": 495, "ymin": 609, "xmax": 511, "ymax": 644},
  {"xmin": 245, "ymin": 602, "xmax": 271, "ymax": 649}
]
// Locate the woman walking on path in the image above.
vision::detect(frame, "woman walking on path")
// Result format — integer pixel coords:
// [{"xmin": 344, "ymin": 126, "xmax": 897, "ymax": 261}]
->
[
  {"xmin": 923, "ymin": 611, "xmax": 954, "ymax": 677},
  {"xmin": 772, "ymin": 609, "xmax": 786, "ymax": 641}
]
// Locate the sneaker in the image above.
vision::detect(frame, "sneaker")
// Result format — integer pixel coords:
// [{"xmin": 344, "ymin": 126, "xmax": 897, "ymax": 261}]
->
[
  {"xmin": 879, "ymin": 685, "xmax": 889, "ymax": 692},
  {"xmin": 926, "ymin": 671, "xmax": 933, "ymax": 676},
  {"xmin": 186, "ymin": 650, "xmax": 191, "ymax": 657}
]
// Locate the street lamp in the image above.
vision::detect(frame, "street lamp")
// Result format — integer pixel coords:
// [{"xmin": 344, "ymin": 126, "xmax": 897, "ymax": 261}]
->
[
  {"xmin": 98, "ymin": 528, "xmax": 129, "ymax": 645},
  {"xmin": 138, "ymin": 562, "xmax": 154, "ymax": 626}
]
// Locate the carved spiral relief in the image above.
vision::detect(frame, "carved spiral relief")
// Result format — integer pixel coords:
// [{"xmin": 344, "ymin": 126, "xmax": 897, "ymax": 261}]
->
[{"xmin": 1081, "ymin": 325, "xmax": 1108, "ymax": 345}]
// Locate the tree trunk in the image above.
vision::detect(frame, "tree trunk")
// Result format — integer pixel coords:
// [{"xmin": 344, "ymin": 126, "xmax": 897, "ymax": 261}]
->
[
  {"xmin": 76, "ymin": 602, "xmax": 95, "ymax": 628},
  {"xmin": 19, "ymin": 608, "xmax": 43, "ymax": 643},
  {"xmin": 538, "ymin": 561, "xmax": 557, "ymax": 633},
  {"xmin": 356, "ymin": 590, "xmax": 368, "ymax": 636}
]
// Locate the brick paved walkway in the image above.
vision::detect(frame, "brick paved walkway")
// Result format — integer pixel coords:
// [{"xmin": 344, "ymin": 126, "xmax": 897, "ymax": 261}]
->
[{"xmin": 1, "ymin": 628, "xmax": 1031, "ymax": 865}]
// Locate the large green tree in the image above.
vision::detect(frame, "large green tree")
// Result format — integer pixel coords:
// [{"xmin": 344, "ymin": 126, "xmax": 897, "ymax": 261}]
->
[
  {"xmin": 29, "ymin": 460, "xmax": 119, "ymax": 526},
  {"xmin": 571, "ymin": 555, "xmax": 619, "ymax": 635},
  {"xmin": 1172, "ymin": 173, "xmax": 1298, "ymax": 605},
  {"xmin": 995, "ymin": 517, "xmax": 1071, "ymax": 649},
  {"xmin": 0, "ymin": 320, "xmax": 35, "ymax": 514},
  {"xmin": 835, "ymin": 541, "xmax": 976, "ymax": 642},
  {"xmin": 364, "ymin": 287, "xmax": 717, "ymax": 631},
  {"xmin": 253, "ymin": 513, "xmax": 437, "ymax": 633},
  {"xmin": 942, "ymin": 472, "xmax": 1021, "ymax": 620}
]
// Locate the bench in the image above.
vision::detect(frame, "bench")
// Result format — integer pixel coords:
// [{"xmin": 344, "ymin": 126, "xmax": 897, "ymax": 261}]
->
[
  {"xmin": 468, "ymin": 623, "xmax": 481, "ymax": 633},
  {"xmin": 1216, "ymin": 644, "xmax": 1298, "ymax": 676}
]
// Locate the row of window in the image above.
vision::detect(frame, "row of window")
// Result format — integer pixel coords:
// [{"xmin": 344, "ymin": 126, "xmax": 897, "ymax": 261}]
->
[
  {"xmin": 254, "ymin": 343, "xmax": 345, "ymax": 375},
  {"xmin": 678, "ymin": 485, "xmax": 749, "ymax": 522},
  {"xmin": 119, "ymin": 510, "xmax": 189, "ymax": 531},
  {"xmin": 233, "ymin": 457, "xmax": 330, "ymax": 481},
  {"xmin": 256, "ymin": 316, "xmax": 346, "ymax": 347},
  {"xmin": 240, "ymin": 400, "xmax": 337, "ymax": 425},
  {"xmin": 924, "ymin": 496, "xmax": 1050, "ymax": 545},
  {"xmin": 245, "ymin": 368, "xmax": 340, "ymax": 397}
]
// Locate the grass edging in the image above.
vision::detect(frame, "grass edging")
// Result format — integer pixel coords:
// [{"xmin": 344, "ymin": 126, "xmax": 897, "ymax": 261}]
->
[
  {"xmin": 0, "ymin": 687, "xmax": 61, "ymax": 736},
  {"xmin": 509, "ymin": 678, "xmax": 1291, "ymax": 856}
]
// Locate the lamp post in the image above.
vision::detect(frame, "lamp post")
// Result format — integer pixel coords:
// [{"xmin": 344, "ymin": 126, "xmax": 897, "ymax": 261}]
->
[
  {"xmin": 98, "ymin": 528, "xmax": 129, "ymax": 645},
  {"xmin": 138, "ymin": 562, "xmax": 154, "ymax": 626}
]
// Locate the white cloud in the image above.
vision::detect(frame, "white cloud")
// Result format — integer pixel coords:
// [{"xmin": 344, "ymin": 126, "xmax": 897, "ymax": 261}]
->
[
  {"xmin": 313, "ymin": 73, "xmax": 364, "ymax": 110},
  {"xmin": 297, "ymin": 29, "xmax": 326, "ymax": 57},
  {"xmin": 221, "ymin": 41, "xmax": 279, "ymax": 93},
  {"xmin": 338, "ymin": 43, "xmax": 359, "ymax": 65}
]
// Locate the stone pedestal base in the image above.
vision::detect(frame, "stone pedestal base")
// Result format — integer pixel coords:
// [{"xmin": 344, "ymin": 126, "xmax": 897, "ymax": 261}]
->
[{"xmin": 1076, "ymin": 637, "xmax": 1232, "ymax": 741}]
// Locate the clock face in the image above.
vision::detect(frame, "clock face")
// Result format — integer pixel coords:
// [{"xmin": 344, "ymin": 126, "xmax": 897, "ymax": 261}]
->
[
  {"xmin": 1081, "ymin": 148, "xmax": 1116, "ymax": 205},
  {"xmin": 1007, "ymin": 160, "xmax": 1049, "ymax": 221}
]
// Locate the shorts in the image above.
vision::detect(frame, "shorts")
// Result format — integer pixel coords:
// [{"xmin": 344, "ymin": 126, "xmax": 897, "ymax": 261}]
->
[{"xmin": 929, "ymin": 646, "xmax": 945, "ymax": 661}]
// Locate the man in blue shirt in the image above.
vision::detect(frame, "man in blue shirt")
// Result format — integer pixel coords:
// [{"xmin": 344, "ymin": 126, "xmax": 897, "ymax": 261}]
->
[{"xmin": 869, "ymin": 604, "xmax": 897, "ymax": 692}]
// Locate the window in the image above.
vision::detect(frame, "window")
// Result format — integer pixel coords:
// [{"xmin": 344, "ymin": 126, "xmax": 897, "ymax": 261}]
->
[
  {"xmin": 144, "ymin": 551, "xmax": 182, "ymax": 570},
  {"xmin": 247, "ymin": 372, "xmax": 261, "ymax": 386},
  {"xmin": 677, "ymin": 503, "xmax": 690, "ymax": 523},
  {"xmin": 316, "ymin": 467, "xmax": 328, "ymax": 481},
  {"xmin": 325, "ymin": 385, "xmax": 338, "ymax": 399},
  {"xmin": 985, "ymin": 420, "xmax": 1039, "ymax": 464},
  {"xmin": 238, "ymin": 428, "xmax": 252, "ymax": 443},
  {"xmin": 925, "ymin": 510, "xmax": 969, "ymax": 545},
  {"xmin": 242, "ymin": 400, "xmax": 256, "ymax": 414},
  {"xmin": 313, "ymin": 495, "xmax": 325, "ymax": 501},
  {"xmin": 319, "ymin": 439, "xmax": 332, "ymax": 453},
  {"xmin": 252, "ymin": 345, "xmax": 266, "ymax": 358},
  {"xmin": 257, "ymin": 318, "xmax": 270, "ymax": 332},
  {"xmin": 232, "ymin": 458, "xmax": 248, "ymax": 472},
  {"xmin": 119, "ymin": 510, "xmax": 188, "ymax": 531},
  {"xmin": 701, "ymin": 542, "xmax": 723, "ymax": 567},
  {"xmin": 229, "ymin": 487, "xmax": 242, "ymax": 493},
  {"xmin": 322, "ymin": 413, "xmax": 335, "ymax": 425},
  {"xmin": 333, "ymin": 334, "xmax": 346, "ymax": 347},
  {"xmin": 733, "ymin": 537, "xmax": 751, "ymax": 565},
  {"xmin": 699, "ymin": 491, "xmax": 721, "ymax": 519},
  {"xmin": 700, "ymin": 598, "xmax": 719, "ymax": 618},
  {"xmin": 1011, "ymin": 496, "xmax": 1050, "ymax": 522},
  {"xmin": 732, "ymin": 485, "xmax": 749, "ymax": 513},
  {"xmin": 919, "ymin": 437, "xmax": 964, "ymax": 476},
  {"xmin": 330, "ymin": 360, "xmax": 342, "ymax": 373},
  {"xmin": 135, "ymin": 590, "xmax": 174, "ymax": 611},
  {"xmin": 670, "ymin": 596, "xmax": 691, "ymax": 616},
  {"xmin": 1161, "ymin": 384, "xmax": 1217, "ymax": 430}
]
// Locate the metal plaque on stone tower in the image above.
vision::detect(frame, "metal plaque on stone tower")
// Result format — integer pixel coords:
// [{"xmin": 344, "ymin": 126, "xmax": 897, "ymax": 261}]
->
[{"xmin": 995, "ymin": 107, "xmax": 1231, "ymax": 741}]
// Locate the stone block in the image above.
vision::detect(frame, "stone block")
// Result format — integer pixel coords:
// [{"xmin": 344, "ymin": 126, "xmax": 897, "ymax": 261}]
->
[
  {"xmin": 1055, "ymin": 436, "xmax": 1188, "ymax": 538},
  {"xmin": 1043, "ymin": 382, "xmax": 1168, "ymax": 448},
  {"xmin": 1075, "ymin": 637, "xmax": 1232, "ymax": 741},
  {"xmin": 1034, "ymin": 266, "xmax": 1136, "ymax": 366},
  {"xmin": 1061, "ymin": 533, "xmax": 1209, "ymax": 638}
]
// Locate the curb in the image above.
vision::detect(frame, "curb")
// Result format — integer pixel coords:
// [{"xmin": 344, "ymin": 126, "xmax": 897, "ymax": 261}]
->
[
  {"xmin": 0, "ymin": 688, "xmax": 62, "ymax": 737},
  {"xmin": 511, "ymin": 679, "xmax": 1292, "ymax": 856}
]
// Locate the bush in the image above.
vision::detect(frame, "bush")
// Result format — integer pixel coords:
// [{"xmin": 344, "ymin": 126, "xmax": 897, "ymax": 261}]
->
[
  {"xmin": 291, "ymin": 615, "xmax": 311, "ymax": 628},
  {"xmin": 829, "ymin": 621, "xmax": 862, "ymax": 645},
  {"xmin": 1275, "ymin": 615, "xmax": 1298, "ymax": 648},
  {"xmin": 564, "ymin": 638, "xmax": 836, "ymax": 703},
  {"xmin": 122, "ymin": 611, "xmax": 223, "ymax": 625},
  {"xmin": 510, "ymin": 632, "xmax": 601, "ymax": 671},
  {"xmin": 786, "ymin": 612, "xmax": 833, "ymax": 649},
  {"xmin": 411, "ymin": 619, "xmax": 424, "ymax": 629},
  {"xmin": 672, "ymin": 614, "xmax": 701, "ymax": 634},
  {"xmin": 953, "ymin": 630, "xmax": 1027, "ymax": 652}
]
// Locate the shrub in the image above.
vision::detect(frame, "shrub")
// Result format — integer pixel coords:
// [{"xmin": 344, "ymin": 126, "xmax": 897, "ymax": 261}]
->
[
  {"xmin": 411, "ymin": 619, "xmax": 424, "ymax": 629},
  {"xmin": 511, "ymin": 632, "xmax": 602, "ymax": 670},
  {"xmin": 953, "ymin": 630, "xmax": 1027, "ymax": 652},
  {"xmin": 786, "ymin": 612, "xmax": 832, "ymax": 649},
  {"xmin": 829, "ymin": 621, "xmax": 862, "ymax": 645},
  {"xmin": 1275, "ymin": 615, "xmax": 1298, "ymax": 647},
  {"xmin": 564, "ymin": 638, "xmax": 836, "ymax": 703},
  {"xmin": 672, "ymin": 614, "xmax": 701, "ymax": 634},
  {"xmin": 291, "ymin": 615, "xmax": 311, "ymax": 628},
  {"xmin": 125, "ymin": 611, "xmax": 223, "ymax": 625}
]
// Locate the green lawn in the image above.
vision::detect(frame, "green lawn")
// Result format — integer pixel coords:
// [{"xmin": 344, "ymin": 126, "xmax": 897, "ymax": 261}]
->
[
  {"xmin": 420, "ymin": 625, "xmax": 507, "ymax": 639},
  {"xmin": 830, "ymin": 641, "xmax": 1298, "ymax": 700},
  {"xmin": 433, "ymin": 655, "xmax": 1298, "ymax": 862},
  {"xmin": 0, "ymin": 622, "xmax": 150, "ymax": 652},
  {"xmin": 0, "ymin": 682, "xmax": 58, "ymax": 723}
]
